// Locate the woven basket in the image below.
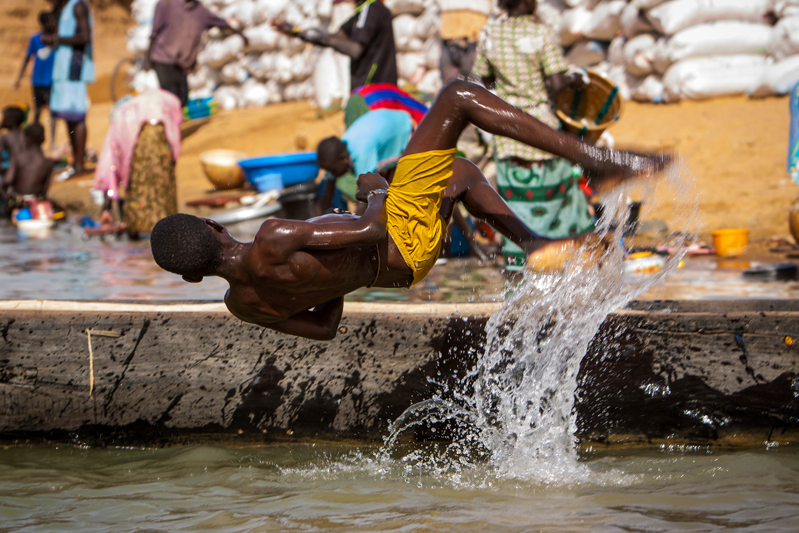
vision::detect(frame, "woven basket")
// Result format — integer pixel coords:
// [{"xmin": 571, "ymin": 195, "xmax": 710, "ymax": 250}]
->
[{"xmin": 555, "ymin": 70, "xmax": 623, "ymax": 143}]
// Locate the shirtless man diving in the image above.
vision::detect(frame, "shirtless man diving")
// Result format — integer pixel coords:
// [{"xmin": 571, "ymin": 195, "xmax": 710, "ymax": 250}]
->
[{"xmin": 151, "ymin": 81, "xmax": 669, "ymax": 340}]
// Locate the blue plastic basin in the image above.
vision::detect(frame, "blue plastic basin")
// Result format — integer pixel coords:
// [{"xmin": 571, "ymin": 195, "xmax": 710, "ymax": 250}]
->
[{"xmin": 238, "ymin": 152, "xmax": 319, "ymax": 192}]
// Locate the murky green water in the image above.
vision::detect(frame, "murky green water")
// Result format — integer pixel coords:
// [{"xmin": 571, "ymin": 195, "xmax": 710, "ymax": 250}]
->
[{"xmin": 1, "ymin": 444, "xmax": 797, "ymax": 532}]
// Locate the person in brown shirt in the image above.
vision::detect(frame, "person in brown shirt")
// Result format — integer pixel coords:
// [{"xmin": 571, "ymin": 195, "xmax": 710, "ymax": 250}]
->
[{"xmin": 146, "ymin": 0, "xmax": 248, "ymax": 106}]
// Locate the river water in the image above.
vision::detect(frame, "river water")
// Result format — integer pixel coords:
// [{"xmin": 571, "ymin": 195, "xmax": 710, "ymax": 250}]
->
[{"xmin": 1, "ymin": 444, "xmax": 798, "ymax": 532}]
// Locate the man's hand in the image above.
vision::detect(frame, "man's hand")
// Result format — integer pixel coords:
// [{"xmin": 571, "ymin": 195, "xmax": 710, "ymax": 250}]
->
[
  {"xmin": 355, "ymin": 172, "xmax": 390, "ymax": 203},
  {"xmin": 272, "ymin": 20, "xmax": 297, "ymax": 37},
  {"xmin": 584, "ymin": 148, "xmax": 673, "ymax": 193},
  {"xmin": 566, "ymin": 71, "xmax": 588, "ymax": 90}
]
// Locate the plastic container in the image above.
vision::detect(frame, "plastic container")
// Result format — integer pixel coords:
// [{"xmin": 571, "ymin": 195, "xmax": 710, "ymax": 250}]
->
[
  {"xmin": 183, "ymin": 97, "xmax": 215, "ymax": 121},
  {"xmin": 555, "ymin": 70, "xmax": 623, "ymax": 143},
  {"xmin": 199, "ymin": 149, "xmax": 247, "ymax": 190},
  {"xmin": 238, "ymin": 152, "xmax": 319, "ymax": 193},
  {"xmin": 712, "ymin": 228, "xmax": 749, "ymax": 257}
]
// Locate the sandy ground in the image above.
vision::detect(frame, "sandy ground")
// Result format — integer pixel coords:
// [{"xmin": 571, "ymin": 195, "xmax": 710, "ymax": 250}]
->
[{"xmin": 0, "ymin": 2, "xmax": 795, "ymax": 244}]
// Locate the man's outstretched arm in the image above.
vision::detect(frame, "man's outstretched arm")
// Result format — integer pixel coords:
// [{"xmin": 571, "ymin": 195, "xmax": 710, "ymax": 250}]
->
[{"xmin": 260, "ymin": 173, "xmax": 389, "ymax": 260}]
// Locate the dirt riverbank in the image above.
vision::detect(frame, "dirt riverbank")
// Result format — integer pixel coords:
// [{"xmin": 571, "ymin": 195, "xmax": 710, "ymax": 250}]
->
[{"xmin": 0, "ymin": 1, "xmax": 795, "ymax": 243}]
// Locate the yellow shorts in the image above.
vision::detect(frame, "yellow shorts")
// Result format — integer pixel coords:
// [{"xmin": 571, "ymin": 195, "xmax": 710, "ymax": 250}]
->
[{"xmin": 385, "ymin": 148, "xmax": 457, "ymax": 286}]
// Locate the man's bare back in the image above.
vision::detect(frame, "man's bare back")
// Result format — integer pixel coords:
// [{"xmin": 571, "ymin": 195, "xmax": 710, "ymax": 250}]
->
[
  {"xmin": 4, "ymin": 125, "xmax": 55, "ymax": 197},
  {"xmin": 152, "ymin": 81, "xmax": 670, "ymax": 340}
]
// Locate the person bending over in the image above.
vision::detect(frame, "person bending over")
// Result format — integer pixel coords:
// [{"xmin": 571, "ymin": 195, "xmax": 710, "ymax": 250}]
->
[
  {"xmin": 316, "ymin": 108, "xmax": 413, "ymax": 213},
  {"xmin": 5, "ymin": 124, "xmax": 56, "ymax": 199},
  {"xmin": 151, "ymin": 81, "xmax": 668, "ymax": 341}
]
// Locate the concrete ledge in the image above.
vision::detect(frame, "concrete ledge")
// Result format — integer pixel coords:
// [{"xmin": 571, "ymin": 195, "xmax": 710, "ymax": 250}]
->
[{"xmin": 2, "ymin": 299, "xmax": 798, "ymax": 447}]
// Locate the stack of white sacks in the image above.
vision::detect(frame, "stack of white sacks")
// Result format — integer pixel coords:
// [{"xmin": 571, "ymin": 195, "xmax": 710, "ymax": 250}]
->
[
  {"xmin": 127, "ymin": 0, "xmax": 799, "ymax": 108},
  {"xmin": 549, "ymin": 0, "xmax": 799, "ymax": 102}
]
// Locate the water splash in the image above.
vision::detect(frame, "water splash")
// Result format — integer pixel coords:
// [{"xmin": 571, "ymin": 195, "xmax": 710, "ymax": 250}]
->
[{"xmin": 381, "ymin": 158, "xmax": 699, "ymax": 487}]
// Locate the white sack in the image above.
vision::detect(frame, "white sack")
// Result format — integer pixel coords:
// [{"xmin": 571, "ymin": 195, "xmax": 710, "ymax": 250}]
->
[
  {"xmin": 331, "ymin": 1, "xmax": 356, "ymax": 30},
  {"xmin": 655, "ymin": 21, "xmax": 772, "ymax": 73},
  {"xmin": 240, "ymin": 79, "xmax": 270, "ymax": 108},
  {"xmin": 601, "ymin": 63, "xmax": 641, "ymax": 101},
  {"xmin": 246, "ymin": 52, "xmax": 274, "ymax": 79},
  {"xmin": 233, "ymin": 0, "xmax": 257, "ymax": 27},
  {"xmin": 633, "ymin": 74, "xmax": 666, "ymax": 102},
  {"xmin": 243, "ymin": 23, "xmax": 280, "ymax": 52},
  {"xmin": 131, "ymin": 0, "xmax": 158, "ymax": 23},
  {"xmin": 624, "ymin": 33, "xmax": 657, "ymax": 77},
  {"xmin": 558, "ymin": 7, "xmax": 592, "ymax": 47},
  {"xmin": 131, "ymin": 70, "xmax": 160, "ymax": 93},
  {"xmin": 214, "ymin": 85, "xmax": 242, "ymax": 110},
  {"xmin": 198, "ymin": 35, "xmax": 244, "ymax": 69},
  {"xmin": 273, "ymin": 53, "xmax": 294, "ymax": 83},
  {"xmin": 423, "ymin": 37, "xmax": 442, "ymax": 69},
  {"xmin": 630, "ymin": 0, "xmax": 667, "ymax": 9},
  {"xmin": 397, "ymin": 52, "xmax": 428, "ymax": 83},
  {"xmin": 313, "ymin": 48, "xmax": 343, "ymax": 109},
  {"xmin": 255, "ymin": 0, "xmax": 290, "ymax": 19},
  {"xmin": 290, "ymin": 49, "xmax": 314, "ymax": 81},
  {"xmin": 265, "ymin": 79, "xmax": 283, "ymax": 104},
  {"xmin": 393, "ymin": 14, "xmax": 420, "ymax": 52},
  {"xmin": 564, "ymin": 0, "xmax": 599, "ymax": 7},
  {"xmin": 663, "ymin": 54, "xmax": 767, "ymax": 100},
  {"xmin": 583, "ymin": 0, "xmax": 626, "ymax": 41},
  {"xmin": 620, "ymin": 3, "xmax": 655, "ymax": 38},
  {"xmin": 127, "ymin": 23, "xmax": 151, "ymax": 55},
  {"xmin": 565, "ymin": 40, "xmax": 607, "ymax": 67},
  {"xmin": 188, "ymin": 65, "xmax": 219, "ymax": 90},
  {"xmin": 647, "ymin": 0, "xmax": 770, "ymax": 36},
  {"xmin": 749, "ymin": 55, "xmax": 799, "ymax": 97},
  {"xmin": 417, "ymin": 68, "xmax": 443, "ymax": 95},
  {"xmin": 537, "ymin": 0, "xmax": 567, "ymax": 28},
  {"xmin": 772, "ymin": 0, "xmax": 799, "ymax": 17},
  {"xmin": 768, "ymin": 17, "xmax": 799, "ymax": 61},
  {"xmin": 415, "ymin": 9, "xmax": 440, "ymax": 41},
  {"xmin": 608, "ymin": 36, "xmax": 626, "ymax": 66},
  {"xmin": 438, "ymin": 0, "xmax": 492, "ymax": 14},
  {"xmin": 385, "ymin": 0, "xmax": 426, "ymax": 16},
  {"xmin": 220, "ymin": 59, "xmax": 250, "ymax": 84}
]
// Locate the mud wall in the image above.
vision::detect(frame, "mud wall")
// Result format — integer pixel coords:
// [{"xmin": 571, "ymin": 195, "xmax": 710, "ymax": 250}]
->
[{"xmin": 1, "ymin": 300, "xmax": 798, "ymax": 447}]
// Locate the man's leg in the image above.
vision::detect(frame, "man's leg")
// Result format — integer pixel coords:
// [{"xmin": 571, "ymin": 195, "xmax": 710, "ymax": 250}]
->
[
  {"xmin": 67, "ymin": 120, "xmax": 86, "ymax": 173},
  {"xmin": 153, "ymin": 62, "xmax": 184, "ymax": 105},
  {"xmin": 405, "ymin": 80, "xmax": 668, "ymax": 185},
  {"xmin": 441, "ymin": 158, "xmax": 550, "ymax": 254}
]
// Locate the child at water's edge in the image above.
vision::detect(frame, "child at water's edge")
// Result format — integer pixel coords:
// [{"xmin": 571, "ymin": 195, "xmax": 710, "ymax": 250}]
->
[
  {"xmin": 5, "ymin": 124, "xmax": 56, "ymax": 200},
  {"xmin": 0, "ymin": 106, "xmax": 27, "ymax": 179},
  {"xmin": 14, "ymin": 11, "xmax": 57, "ymax": 146}
]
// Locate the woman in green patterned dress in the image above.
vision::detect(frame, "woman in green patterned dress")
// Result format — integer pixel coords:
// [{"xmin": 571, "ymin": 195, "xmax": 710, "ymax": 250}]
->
[{"xmin": 473, "ymin": 0, "xmax": 593, "ymax": 270}]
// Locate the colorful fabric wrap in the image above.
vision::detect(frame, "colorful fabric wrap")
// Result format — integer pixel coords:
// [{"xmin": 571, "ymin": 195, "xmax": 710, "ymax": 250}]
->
[
  {"xmin": 385, "ymin": 148, "xmax": 456, "ymax": 286},
  {"xmin": 345, "ymin": 83, "xmax": 428, "ymax": 128},
  {"xmin": 496, "ymin": 156, "xmax": 595, "ymax": 271}
]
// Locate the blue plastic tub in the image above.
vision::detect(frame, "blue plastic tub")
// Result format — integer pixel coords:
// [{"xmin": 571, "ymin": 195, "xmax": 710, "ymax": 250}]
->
[{"xmin": 238, "ymin": 152, "xmax": 319, "ymax": 192}]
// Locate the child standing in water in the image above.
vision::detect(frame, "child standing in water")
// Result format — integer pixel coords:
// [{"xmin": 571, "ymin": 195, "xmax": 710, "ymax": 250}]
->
[{"xmin": 14, "ymin": 11, "xmax": 57, "ymax": 149}]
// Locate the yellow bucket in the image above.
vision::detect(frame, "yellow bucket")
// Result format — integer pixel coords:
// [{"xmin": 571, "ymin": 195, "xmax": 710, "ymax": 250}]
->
[{"xmin": 712, "ymin": 228, "xmax": 749, "ymax": 257}]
